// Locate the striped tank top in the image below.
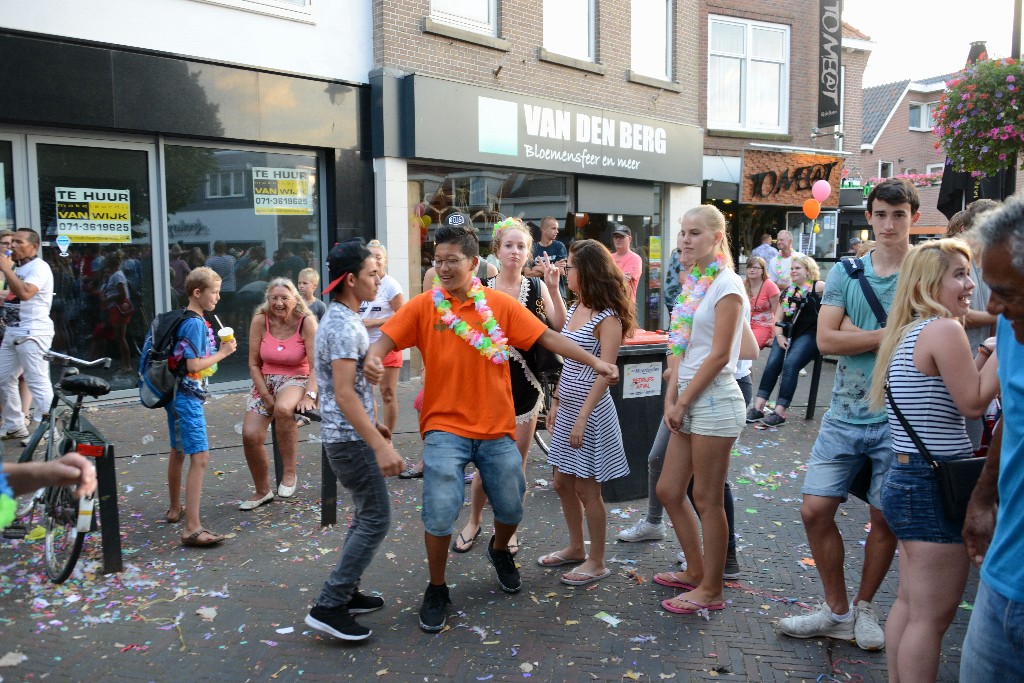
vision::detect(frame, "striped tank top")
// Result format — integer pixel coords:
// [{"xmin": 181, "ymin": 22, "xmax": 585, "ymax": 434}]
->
[{"xmin": 886, "ymin": 318, "xmax": 973, "ymax": 457}]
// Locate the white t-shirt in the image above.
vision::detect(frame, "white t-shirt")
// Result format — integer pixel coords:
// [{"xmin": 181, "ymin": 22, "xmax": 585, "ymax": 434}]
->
[
  {"xmin": 3, "ymin": 257, "xmax": 55, "ymax": 336},
  {"xmin": 677, "ymin": 269, "xmax": 748, "ymax": 383},
  {"xmin": 358, "ymin": 273, "xmax": 403, "ymax": 344}
]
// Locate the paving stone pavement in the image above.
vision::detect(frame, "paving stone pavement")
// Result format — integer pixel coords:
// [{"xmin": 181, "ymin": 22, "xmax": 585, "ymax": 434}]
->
[{"xmin": 0, "ymin": 362, "xmax": 973, "ymax": 682}]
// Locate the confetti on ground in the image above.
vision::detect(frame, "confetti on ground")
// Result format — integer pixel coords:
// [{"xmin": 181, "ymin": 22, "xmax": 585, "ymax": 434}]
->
[
  {"xmin": 594, "ymin": 612, "xmax": 622, "ymax": 627},
  {"xmin": 0, "ymin": 652, "xmax": 27, "ymax": 667}
]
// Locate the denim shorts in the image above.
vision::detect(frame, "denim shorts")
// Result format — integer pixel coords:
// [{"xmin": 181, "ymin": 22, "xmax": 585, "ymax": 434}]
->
[
  {"xmin": 881, "ymin": 452, "xmax": 965, "ymax": 544},
  {"xmin": 677, "ymin": 375, "xmax": 745, "ymax": 438},
  {"xmin": 421, "ymin": 431, "xmax": 526, "ymax": 536},
  {"xmin": 165, "ymin": 393, "xmax": 208, "ymax": 455},
  {"xmin": 802, "ymin": 413, "xmax": 891, "ymax": 508}
]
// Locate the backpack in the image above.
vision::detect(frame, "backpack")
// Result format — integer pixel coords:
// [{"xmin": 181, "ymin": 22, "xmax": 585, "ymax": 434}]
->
[{"xmin": 138, "ymin": 309, "xmax": 202, "ymax": 408}]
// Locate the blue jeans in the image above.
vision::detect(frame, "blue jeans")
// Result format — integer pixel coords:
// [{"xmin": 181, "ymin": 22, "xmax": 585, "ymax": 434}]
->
[
  {"xmin": 316, "ymin": 440, "xmax": 391, "ymax": 609},
  {"xmin": 961, "ymin": 578, "xmax": 1024, "ymax": 681},
  {"xmin": 756, "ymin": 333, "xmax": 819, "ymax": 408},
  {"xmin": 421, "ymin": 431, "xmax": 526, "ymax": 536}
]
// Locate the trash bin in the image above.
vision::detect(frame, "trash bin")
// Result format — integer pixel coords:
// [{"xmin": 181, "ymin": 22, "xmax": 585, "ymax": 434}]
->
[{"xmin": 601, "ymin": 331, "xmax": 668, "ymax": 503}]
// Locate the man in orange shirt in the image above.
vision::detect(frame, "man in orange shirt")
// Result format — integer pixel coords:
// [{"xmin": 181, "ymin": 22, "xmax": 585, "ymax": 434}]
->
[{"xmin": 365, "ymin": 223, "xmax": 619, "ymax": 633}]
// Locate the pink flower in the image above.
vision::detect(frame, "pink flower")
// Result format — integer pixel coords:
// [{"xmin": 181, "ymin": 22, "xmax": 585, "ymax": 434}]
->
[{"xmin": 1008, "ymin": 75, "xmax": 1017, "ymax": 82}]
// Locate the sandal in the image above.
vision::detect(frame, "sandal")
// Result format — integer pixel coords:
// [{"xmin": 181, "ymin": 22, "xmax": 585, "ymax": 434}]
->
[
  {"xmin": 165, "ymin": 507, "xmax": 185, "ymax": 524},
  {"xmin": 181, "ymin": 529, "xmax": 225, "ymax": 547},
  {"xmin": 507, "ymin": 536, "xmax": 520, "ymax": 557},
  {"xmin": 451, "ymin": 525, "xmax": 482, "ymax": 553}
]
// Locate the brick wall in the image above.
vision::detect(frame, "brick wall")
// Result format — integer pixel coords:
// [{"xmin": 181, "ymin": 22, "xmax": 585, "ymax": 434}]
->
[
  {"xmin": 840, "ymin": 46, "xmax": 868, "ymax": 179},
  {"xmin": 373, "ymin": 0, "xmax": 700, "ymax": 127}
]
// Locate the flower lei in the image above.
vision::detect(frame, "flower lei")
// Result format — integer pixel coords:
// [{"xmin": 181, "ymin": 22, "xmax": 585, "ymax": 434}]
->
[
  {"xmin": 0, "ymin": 472, "xmax": 16, "ymax": 531},
  {"xmin": 668, "ymin": 253, "xmax": 727, "ymax": 356},
  {"xmin": 771, "ymin": 255, "xmax": 788, "ymax": 283},
  {"xmin": 780, "ymin": 282, "xmax": 811, "ymax": 318},
  {"xmin": 432, "ymin": 276, "xmax": 510, "ymax": 364}
]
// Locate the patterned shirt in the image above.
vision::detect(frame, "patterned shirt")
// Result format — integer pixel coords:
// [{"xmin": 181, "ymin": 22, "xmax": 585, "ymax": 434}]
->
[{"xmin": 315, "ymin": 302, "xmax": 374, "ymax": 443}]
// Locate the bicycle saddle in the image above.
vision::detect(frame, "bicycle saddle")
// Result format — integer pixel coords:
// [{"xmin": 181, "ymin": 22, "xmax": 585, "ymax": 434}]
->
[{"xmin": 61, "ymin": 374, "xmax": 111, "ymax": 398}]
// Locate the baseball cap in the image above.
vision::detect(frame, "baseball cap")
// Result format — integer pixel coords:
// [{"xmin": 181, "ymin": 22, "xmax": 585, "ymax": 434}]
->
[
  {"xmin": 612, "ymin": 224, "xmax": 631, "ymax": 237},
  {"xmin": 323, "ymin": 237, "xmax": 372, "ymax": 295},
  {"xmin": 441, "ymin": 212, "xmax": 469, "ymax": 228}
]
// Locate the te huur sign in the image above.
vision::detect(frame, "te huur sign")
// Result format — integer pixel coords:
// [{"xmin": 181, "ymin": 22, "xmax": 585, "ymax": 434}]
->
[{"xmin": 741, "ymin": 150, "xmax": 843, "ymax": 207}]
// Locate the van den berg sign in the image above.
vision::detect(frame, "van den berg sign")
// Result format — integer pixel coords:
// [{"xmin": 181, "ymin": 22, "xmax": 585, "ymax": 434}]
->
[
  {"xmin": 405, "ymin": 75, "xmax": 702, "ymax": 185},
  {"xmin": 741, "ymin": 150, "xmax": 843, "ymax": 207}
]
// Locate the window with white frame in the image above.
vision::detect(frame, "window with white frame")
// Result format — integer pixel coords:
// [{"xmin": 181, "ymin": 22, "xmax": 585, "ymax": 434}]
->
[
  {"xmin": 878, "ymin": 161, "xmax": 894, "ymax": 178},
  {"xmin": 925, "ymin": 162, "xmax": 945, "ymax": 175},
  {"xmin": 206, "ymin": 171, "xmax": 246, "ymax": 199},
  {"xmin": 631, "ymin": 0, "xmax": 672, "ymax": 81},
  {"xmin": 909, "ymin": 102, "xmax": 938, "ymax": 131},
  {"xmin": 543, "ymin": 0, "xmax": 595, "ymax": 62},
  {"xmin": 708, "ymin": 16, "xmax": 790, "ymax": 133},
  {"xmin": 431, "ymin": 0, "xmax": 497, "ymax": 36},
  {"xmin": 192, "ymin": 0, "xmax": 313, "ymax": 22}
]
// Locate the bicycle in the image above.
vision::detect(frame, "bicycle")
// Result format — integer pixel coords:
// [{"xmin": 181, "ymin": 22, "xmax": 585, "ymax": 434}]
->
[
  {"xmin": 3, "ymin": 338, "xmax": 112, "ymax": 583},
  {"xmin": 532, "ymin": 370, "xmax": 560, "ymax": 456}
]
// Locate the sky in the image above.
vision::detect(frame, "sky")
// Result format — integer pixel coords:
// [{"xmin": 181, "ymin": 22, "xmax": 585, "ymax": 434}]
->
[{"xmin": 843, "ymin": 0, "xmax": 1017, "ymax": 86}]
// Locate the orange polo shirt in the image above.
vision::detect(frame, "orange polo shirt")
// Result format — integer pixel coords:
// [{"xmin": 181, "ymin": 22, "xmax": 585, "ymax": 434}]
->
[{"xmin": 381, "ymin": 287, "xmax": 548, "ymax": 440}]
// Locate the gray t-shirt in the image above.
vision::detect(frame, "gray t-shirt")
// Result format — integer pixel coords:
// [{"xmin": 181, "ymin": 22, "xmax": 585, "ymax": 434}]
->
[{"xmin": 315, "ymin": 302, "xmax": 374, "ymax": 443}]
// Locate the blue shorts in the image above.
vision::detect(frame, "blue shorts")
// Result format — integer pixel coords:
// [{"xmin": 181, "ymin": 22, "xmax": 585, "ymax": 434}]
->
[
  {"xmin": 165, "ymin": 394, "xmax": 209, "ymax": 455},
  {"xmin": 881, "ymin": 452, "xmax": 965, "ymax": 544},
  {"xmin": 802, "ymin": 413, "xmax": 891, "ymax": 508},
  {"xmin": 421, "ymin": 431, "xmax": 526, "ymax": 537}
]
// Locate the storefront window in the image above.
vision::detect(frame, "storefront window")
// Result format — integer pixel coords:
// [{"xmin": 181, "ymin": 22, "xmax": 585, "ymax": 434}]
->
[
  {"xmin": 786, "ymin": 210, "xmax": 837, "ymax": 263},
  {"xmin": 35, "ymin": 143, "xmax": 156, "ymax": 389},
  {"xmin": 1, "ymin": 141, "xmax": 15, "ymax": 230},
  {"xmin": 165, "ymin": 144, "xmax": 321, "ymax": 383},
  {"xmin": 407, "ymin": 164, "xmax": 571, "ymax": 294}
]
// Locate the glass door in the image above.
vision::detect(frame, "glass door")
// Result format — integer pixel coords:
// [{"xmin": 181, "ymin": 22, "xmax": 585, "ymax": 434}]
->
[{"xmin": 28, "ymin": 136, "xmax": 161, "ymax": 390}]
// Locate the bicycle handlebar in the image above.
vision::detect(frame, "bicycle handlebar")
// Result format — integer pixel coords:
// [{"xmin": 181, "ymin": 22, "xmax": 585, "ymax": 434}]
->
[{"xmin": 13, "ymin": 337, "xmax": 112, "ymax": 369}]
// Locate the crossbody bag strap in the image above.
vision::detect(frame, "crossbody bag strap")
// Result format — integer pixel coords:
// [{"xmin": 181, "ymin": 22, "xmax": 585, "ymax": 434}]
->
[
  {"xmin": 884, "ymin": 369, "xmax": 938, "ymax": 470},
  {"xmin": 841, "ymin": 256, "xmax": 888, "ymax": 328}
]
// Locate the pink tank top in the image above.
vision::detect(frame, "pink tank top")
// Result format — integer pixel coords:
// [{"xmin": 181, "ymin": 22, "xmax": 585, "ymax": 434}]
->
[{"xmin": 260, "ymin": 316, "xmax": 309, "ymax": 376}]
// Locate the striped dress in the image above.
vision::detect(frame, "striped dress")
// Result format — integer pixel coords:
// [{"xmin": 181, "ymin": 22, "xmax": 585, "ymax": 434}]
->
[
  {"xmin": 547, "ymin": 306, "xmax": 629, "ymax": 482},
  {"xmin": 886, "ymin": 318, "xmax": 974, "ymax": 457}
]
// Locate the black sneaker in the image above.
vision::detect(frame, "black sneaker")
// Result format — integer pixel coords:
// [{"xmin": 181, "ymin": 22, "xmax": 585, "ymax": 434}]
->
[
  {"xmin": 486, "ymin": 535, "xmax": 522, "ymax": 594},
  {"xmin": 723, "ymin": 548, "xmax": 741, "ymax": 580},
  {"xmin": 419, "ymin": 583, "xmax": 451, "ymax": 633},
  {"xmin": 304, "ymin": 604, "xmax": 371, "ymax": 641},
  {"xmin": 346, "ymin": 591, "xmax": 385, "ymax": 614},
  {"xmin": 745, "ymin": 408, "xmax": 765, "ymax": 423}
]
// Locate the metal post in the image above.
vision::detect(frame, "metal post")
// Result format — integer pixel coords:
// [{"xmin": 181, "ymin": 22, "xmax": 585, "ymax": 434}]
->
[
  {"xmin": 805, "ymin": 354, "xmax": 824, "ymax": 420},
  {"xmin": 320, "ymin": 444, "xmax": 337, "ymax": 526},
  {"xmin": 95, "ymin": 444, "xmax": 123, "ymax": 574},
  {"xmin": 271, "ymin": 421, "xmax": 283, "ymax": 488}
]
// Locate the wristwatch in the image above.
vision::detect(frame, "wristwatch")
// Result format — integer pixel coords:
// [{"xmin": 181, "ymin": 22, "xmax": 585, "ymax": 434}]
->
[{"xmin": 306, "ymin": 391, "xmax": 318, "ymax": 401}]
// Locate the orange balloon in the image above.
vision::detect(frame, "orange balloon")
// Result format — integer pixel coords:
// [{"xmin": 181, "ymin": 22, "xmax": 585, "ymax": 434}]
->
[{"xmin": 803, "ymin": 199, "xmax": 821, "ymax": 220}]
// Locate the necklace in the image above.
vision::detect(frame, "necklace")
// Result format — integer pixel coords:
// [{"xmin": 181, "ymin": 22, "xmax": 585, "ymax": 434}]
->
[
  {"xmin": 669, "ymin": 254, "xmax": 726, "ymax": 356},
  {"xmin": 781, "ymin": 282, "xmax": 811, "ymax": 318},
  {"xmin": 433, "ymin": 276, "xmax": 510, "ymax": 364}
]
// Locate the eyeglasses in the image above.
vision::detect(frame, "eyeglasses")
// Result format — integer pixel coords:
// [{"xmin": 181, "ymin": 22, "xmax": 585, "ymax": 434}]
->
[
  {"xmin": 564, "ymin": 264, "xmax": 575, "ymax": 272},
  {"xmin": 432, "ymin": 257, "xmax": 469, "ymax": 269}
]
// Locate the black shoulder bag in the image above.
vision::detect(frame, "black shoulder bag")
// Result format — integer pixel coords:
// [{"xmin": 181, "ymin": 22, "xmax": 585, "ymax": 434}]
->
[
  {"xmin": 842, "ymin": 257, "xmax": 889, "ymax": 502},
  {"xmin": 885, "ymin": 373, "xmax": 986, "ymax": 522}
]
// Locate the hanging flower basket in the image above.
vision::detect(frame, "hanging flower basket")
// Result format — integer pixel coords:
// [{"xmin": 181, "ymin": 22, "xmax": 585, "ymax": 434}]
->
[{"xmin": 933, "ymin": 58, "xmax": 1024, "ymax": 178}]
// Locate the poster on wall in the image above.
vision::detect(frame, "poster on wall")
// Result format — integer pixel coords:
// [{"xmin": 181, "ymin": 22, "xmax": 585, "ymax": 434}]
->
[
  {"xmin": 252, "ymin": 167, "xmax": 314, "ymax": 216},
  {"xmin": 55, "ymin": 187, "xmax": 132, "ymax": 243}
]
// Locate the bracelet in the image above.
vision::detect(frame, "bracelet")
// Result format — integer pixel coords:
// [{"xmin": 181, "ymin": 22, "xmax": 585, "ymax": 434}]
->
[{"xmin": 977, "ymin": 345, "xmax": 992, "ymax": 357}]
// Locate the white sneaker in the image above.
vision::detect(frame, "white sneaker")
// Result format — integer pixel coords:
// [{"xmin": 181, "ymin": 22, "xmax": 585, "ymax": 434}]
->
[
  {"xmin": 1, "ymin": 426, "xmax": 29, "ymax": 440},
  {"xmin": 854, "ymin": 601, "xmax": 885, "ymax": 651},
  {"xmin": 617, "ymin": 519, "xmax": 666, "ymax": 542},
  {"xmin": 778, "ymin": 603, "xmax": 855, "ymax": 641}
]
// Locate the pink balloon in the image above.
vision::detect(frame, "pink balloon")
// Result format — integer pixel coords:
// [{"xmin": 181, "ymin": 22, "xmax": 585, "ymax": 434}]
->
[{"xmin": 811, "ymin": 180, "xmax": 832, "ymax": 203}]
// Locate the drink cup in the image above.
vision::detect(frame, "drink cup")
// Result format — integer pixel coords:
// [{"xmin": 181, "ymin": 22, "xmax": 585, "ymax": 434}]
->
[{"xmin": 218, "ymin": 327, "xmax": 235, "ymax": 344}]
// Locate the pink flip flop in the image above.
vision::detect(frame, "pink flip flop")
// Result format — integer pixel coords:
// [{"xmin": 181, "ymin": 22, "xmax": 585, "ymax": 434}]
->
[
  {"xmin": 661, "ymin": 595, "xmax": 726, "ymax": 615},
  {"xmin": 653, "ymin": 572, "xmax": 697, "ymax": 590}
]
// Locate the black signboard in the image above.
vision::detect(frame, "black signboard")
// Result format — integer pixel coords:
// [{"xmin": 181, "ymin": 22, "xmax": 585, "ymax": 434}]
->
[{"xmin": 818, "ymin": 0, "xmax": 842, "ymax": 128}]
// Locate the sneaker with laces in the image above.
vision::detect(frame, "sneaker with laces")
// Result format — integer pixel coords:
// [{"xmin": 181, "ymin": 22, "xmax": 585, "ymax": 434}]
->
[
  {"xmin": 418, "ymin": 583, "xmax": 451, "ymax": 632},
  {"xmin": 761, "ymin": 412, "xmax": 787, "ymax": 427},
  {"xmin": 2, "ymin": 426, "xmax": 29, "ymax": 440},
  {"xmin": 778, "ymin": 603, "xmax": 855, "ymax": 641},
  {"xmin": 617, "ymin": 519, "xmax": 666, "ymax": 542},
  {"xmin": 723, "ymin": 548, "xmax": 741, "ymax": 580},
  {"xmin": 486, "ymin": 535, "xmax": 522, "ymax": 593},
  {"xmin": 745, "ymin": 408, "xmax": 765, "ymax": 424},
  {"xmin": 304, "ymin": 604, "xmax": 370, "ymax": 641},
  {"xmin": 346, "ymin": 591, "xmax": 385, "ymax": 614},
  {"xmin": 854, "ymin": 601, "xmax": 885, "ymax": 651}
]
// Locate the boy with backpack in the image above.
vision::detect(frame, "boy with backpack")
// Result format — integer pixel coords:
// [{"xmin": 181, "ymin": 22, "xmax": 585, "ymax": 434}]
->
[
  {"xmin": 304, "ymin": 239, "xmax": 403, "ymax": 641},
  {"xmin": 162, "ymin": 267, "xmax": 237, "ymax": 546}
]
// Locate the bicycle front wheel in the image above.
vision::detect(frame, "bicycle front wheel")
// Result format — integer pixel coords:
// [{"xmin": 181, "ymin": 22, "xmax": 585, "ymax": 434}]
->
[
  {"xmin": 43, "ymin": 485, "xmax": 86, "ymax": 583},
  {"xmin": 14, "ymin": 406, "xmax": 72, "ymax": 519}
]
